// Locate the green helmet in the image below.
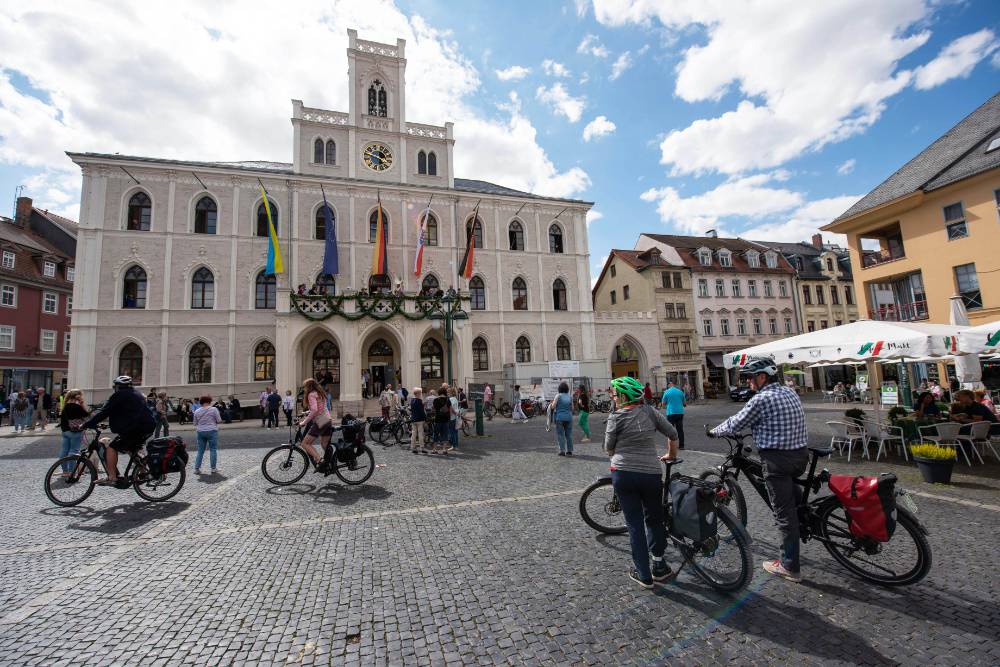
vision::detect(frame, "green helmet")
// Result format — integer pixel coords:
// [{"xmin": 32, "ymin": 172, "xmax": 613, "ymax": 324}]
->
[{"xmin": 610, "ymin": 376, "xmax": 645, "ymax": 404}]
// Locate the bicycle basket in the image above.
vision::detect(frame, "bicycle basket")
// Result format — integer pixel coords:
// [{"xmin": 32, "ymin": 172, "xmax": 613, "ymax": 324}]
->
[{"xmin": 668, "ymin": 475, "xmax": 718, "ymax": 542}]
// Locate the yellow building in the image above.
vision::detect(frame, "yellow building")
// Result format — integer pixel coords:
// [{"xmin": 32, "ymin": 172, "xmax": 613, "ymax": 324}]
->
[{"xmin": 824, "ymin": 91, "xmax": 1000, "ymax": 326}]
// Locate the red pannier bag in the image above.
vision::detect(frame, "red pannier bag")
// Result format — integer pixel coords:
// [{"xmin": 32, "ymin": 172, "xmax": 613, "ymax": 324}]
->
[{"xmin": 828, "ymin": 473, "xmax": 897, "ymax": 542}]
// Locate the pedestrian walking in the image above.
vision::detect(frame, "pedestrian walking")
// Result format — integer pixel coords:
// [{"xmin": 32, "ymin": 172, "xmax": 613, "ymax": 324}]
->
[
  {"xmin": 448, "ymin": 386, "xmax": 460, "ymax": 452},
  {"xmin": 266, "ymin": 388, "xmax": 281, "ymax": 428},
  {"xmin": 510, "ymin": 385, "xmax": 528, "ymax": 423},
  {"xmin": 661, "ymin": 380, "xmax": 686, "ymax": 450},
  {"xmin": 552, "ymin": 382, "xmax": 574, "ymax": 456},
  {"xmin": 409, "ymin": 387, "xmax": 427, "ymax": 454},
  {"xmin": 643, "ymin": 382, "xmax": 654, "ymax": 406},
  {"xmin": 25, "ymin": 388, "xmax": 36, "ymax": 430},
  {"xmin": 483, "ymin": 384, "xmax": 494, "ymax": 420},
  {"xmin": 193, "ymin": 395, "xmax": 221, "ymax": 474},
  {"xmin": 282, "ymin": 390, "xmax": 295, "ymax": 426},
  {"xmin": 431, "ymin": 387, "xmax": 451, "ymax": 455},
  {"xmin": 380, "ymin": 385, "xmax": 394, "ymax": 419},
  {"xmin": 361, "ymin": 370, "xmax": 370, "ymax": 400},
  {"xmin": 153, "ymin": 391, "xmax": 170, "ymax": 438},
  {"xmin": 12, "ymin": 391, "xmax": 29, "ymax": 433},
  {"xmin": 259, "ymin": 386, "xmax": 271, "ymax": 427},
  {"xmin": 576, "ymin": 385, "xmax": 591, "ymax": 443},
  {"xmin": 58, "ymin": 390, "xmax": 89, "ymax": 476}
]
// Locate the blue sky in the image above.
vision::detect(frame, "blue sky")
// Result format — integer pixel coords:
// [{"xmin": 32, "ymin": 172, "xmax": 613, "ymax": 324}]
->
[{"xmin": 1, "ymin": 0, "xmax": 999, "ymax": 286}]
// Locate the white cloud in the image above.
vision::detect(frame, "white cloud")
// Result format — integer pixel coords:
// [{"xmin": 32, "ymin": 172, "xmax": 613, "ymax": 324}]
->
[
  {"xmin": 495, "ymin": 65, "xmax": 531, "ymax": 81},
  {"xmin": 993, "ymin": 50, "xmax": 1000, "ymax": 69},
  {"xmin": 582, "ymin": 115, "xmax": 616, "ymax": 141},
  {"xmin": 542, "ymin": 59, "xmax": 571, "ymax": 77},
  {"xmin": 594, "ymin": 0, "xmax": 946, "ymax": 176},
  {"xmin": 536, "ymin": 83, "xmax": 586, "ymax": 123},
  {"xmin": 741, "ymin": 196, "xmax": 860, "ymax": 244},
  {"xmin": 913, "ymin": 28, "xmax": 999, "ymax": 90},
  {"xmin": 574, "ymin": 0, "xmax": 589, "ymax": 18},
  {"xmin": 579, "ymin": 72, "xmax": 591, "ymax": 85},
  {"xmin": 0, "ymin": 2, "xmax": 590, "ymax": 218},
  {"xmin": 609, "ymin": 51, "xmax": 633, "ymax": 80},
  {"xmin": 836, "ymin": 158, "xmax": 856, "ymax": 175},
  {"xmin": 578, "ymin": 34, "xmax": 610, "ymax": 58},
  {"xmin": 586, "ymin": 210, "xmax": 604, "ymax": 226}
]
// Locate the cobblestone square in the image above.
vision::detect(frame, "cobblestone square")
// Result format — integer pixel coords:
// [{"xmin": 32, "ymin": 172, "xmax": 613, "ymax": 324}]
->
[{"xmin": 1, "ymin": 401, "xmax": 998, "ymax": 665}]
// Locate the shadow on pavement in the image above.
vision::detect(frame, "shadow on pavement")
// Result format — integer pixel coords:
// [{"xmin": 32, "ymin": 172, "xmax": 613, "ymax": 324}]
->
[
  {"xmin": 263, "ymin": 482, "xmax": 392, "ymax": 506},
  {"xmin": 41, "ymin": 500, "xmax": 191, "ymax": 535}
]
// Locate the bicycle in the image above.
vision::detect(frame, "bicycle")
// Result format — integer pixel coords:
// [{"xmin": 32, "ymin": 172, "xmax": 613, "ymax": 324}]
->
[
  {"xmin": 499, "ymin": 399, "xmax": 539, "ymax": 419},
  {"xmin": 579, "ymin": 459, "xmax": 753, "ymax": 593},
  {"xmin": 261, "ymin": 420, "xmax": 375, "ymax": 486},
  {"xmin": 44, "ymin": 427, "xmax": 187, "ymax": 506},
  {"xmin": 700, "ymin": 430, "xmax": 931, "ymax": 586},
  {"xmin": 590, "ymin": 395, "xmax": 613, "ymax": 413},
  {"xmin": 375, "ymin": 410, "xmax": 411, "ymax": 447}
]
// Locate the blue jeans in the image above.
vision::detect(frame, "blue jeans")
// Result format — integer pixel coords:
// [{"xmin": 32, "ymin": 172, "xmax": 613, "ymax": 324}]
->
[
  {"xmin": 611, "ymin": 470, "xmax": 666, "ymax": 581},
  {"xmin": 555, "ymin": 419, "xmax": 573, "ymax": 453},
  {"xmin": 448, "ymin": 420, "xmax": 459, "ymax": 448},
  {"xmin": 154, "ymin": 415, "xmax": 169, "ymax": 438},
  {"xmin": 60, "ymin": 430, "xmax": 83, "ymax": 472},
  {"xmin": 195, "ymin": 430, "xmax": 219, "ymax": 470},
  {"xmin": 433, "ymin": 421, "xmax": 449, "ymax": 444}
]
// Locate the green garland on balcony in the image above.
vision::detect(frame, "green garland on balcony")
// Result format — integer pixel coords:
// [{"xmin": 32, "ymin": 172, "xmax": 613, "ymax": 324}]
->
[{"xmin": 290, "ymin": 292, "xmax": 467, "ymax": 322}]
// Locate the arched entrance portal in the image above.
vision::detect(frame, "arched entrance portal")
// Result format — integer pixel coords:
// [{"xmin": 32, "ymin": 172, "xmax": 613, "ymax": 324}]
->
[
  {"xmin": 611, "ymin": 337, "xmax": 645, "ymax": 380},
  {"xmin": 312, "ymin": 339, "xmax": 341, "ymax": 399},
  {"xmin": 366, "ymin": 337, "xmax": 397, "ymax": 394}
]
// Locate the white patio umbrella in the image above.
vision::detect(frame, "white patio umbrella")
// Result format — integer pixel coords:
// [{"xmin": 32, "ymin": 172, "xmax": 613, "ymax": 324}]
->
[
  {"xmin": 949, "ymin": 296, "xmax": 983, "ymax": 388},
  {"xmin": 956, "ymin": 317, "xmax": 1000, "ymax": 355}
]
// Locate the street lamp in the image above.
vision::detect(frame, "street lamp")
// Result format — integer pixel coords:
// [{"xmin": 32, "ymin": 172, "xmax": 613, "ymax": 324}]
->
[{"xmin": 428, "ymin": 291, "xmax": 469, "ymax": 385}]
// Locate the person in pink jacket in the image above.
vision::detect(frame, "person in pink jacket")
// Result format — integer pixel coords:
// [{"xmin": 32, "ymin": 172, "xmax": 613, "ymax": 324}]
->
[{"xmin": 299, "ymin": 378, "xmax": 333, "ymax": 468}]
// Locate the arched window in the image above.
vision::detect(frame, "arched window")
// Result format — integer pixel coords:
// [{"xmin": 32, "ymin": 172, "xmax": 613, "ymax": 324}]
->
[
  {"xmin": 325, "ymin": 140, "xmax": 336, "ymax": 165},
  {"xmin": 122, "ymin": 265, "xmax": 147, "ymax": 309},
  {"xmin": 191, "ymin": 267, "xmax": 214, "ymax": 309},
  {"xmin": 368, "ymin": 274, "xmax": 391, "ymax": 293},
  {"xmin": 425, "ymin": 215, "xmax": 439, "ymax": 246},
  {"xmin": 315, "ymin": 205, "xmax": 334, "ymax": 240},
  {"xmin": 509, "ymin": 221, "xmax": 525, "ymax": 251},
  {"xmin": 256, "ymin": 201, "xmax": 278, "ymax": 237},
  {"xmin": 253, "ymin": 340, "xmax": 275, "ymax": 381},
  {"xmin": 556, "ymin": 335, "xmax": 571, "ymax": 361},
  {"xmin": 126, "ymin": 192, "xmax": 151, "ymax": 231},
  {"xmin": 417, "ymin": 150, "xmax": 427, "ymax": 174},
  {"xmin": 368, "ymin": 338, "xmax": 393, "ymax": 357},
  {"xmin": 368, "ymin": 80, "xmax": 387, "ymax": 117},
  {"xmin": 312, "ymin": 340, "xmax": 340, "ymax": 384},
  {"xmin": 315, "ymin": 273, "xmax": 335, "ymax": 295},
  {"xmin": 515, "ymin": 336, "xmax": 531, "ymax": 363},
  {"xmin": 255, "ymin": 271, "xmax": 276, "ymax": 309},
  {"xmin": 188, "ymin": 341, "xmax": 212, "ymax": 384},
  {"xmin": 313, "ymin": 138, "xmax": 324, "ymax": 164},
  {"xmin": 552, "ymin": 278, "xmax": 567, "ymax": 311},
  {"xmin": 466, "ymin": 217, "xmax": 484, "ymax": 249},
  {"xmin": 472, "ymin": 337, "xmax": 489, "ymax": 371},
  {"xmin": 194, "ymin": 196, "xmax": 217, "ymax": 234},
  {"xmin": 421, "ymin": 274, "xmax": 439, "ymax": 294},
  {"xmin": 118, "ymin": 342, "xmax": 143, "ymax": 384},
  {"xmin": 420, "ymin": 338, "xmax": 443, "ymax": 380},
  {"xmin": 369, "ymin": 208, "xmax": 389, "ymax": 243},
  {"xmin": 549, "ymin": 224, "xmax": 564, "ymax": 253},
  {"xmin": 512, "ymin": 277, "xmax": 528, "ymax": 310},
  {"xmin": 427, "ymin": 152, "xmax": 437, "ymax": 176},
  {"xmin": 469, "ymin": 276, "xmax": 486, "ymax": 310}
]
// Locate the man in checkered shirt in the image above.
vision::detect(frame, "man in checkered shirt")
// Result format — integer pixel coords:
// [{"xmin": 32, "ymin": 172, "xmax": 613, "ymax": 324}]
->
[{"xmin": 712, "ymin": 358, "xmax": 808, "ymax": 583}]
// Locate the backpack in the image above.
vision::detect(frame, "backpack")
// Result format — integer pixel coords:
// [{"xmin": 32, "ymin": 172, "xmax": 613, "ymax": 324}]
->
[
  {"xmin": 828, "ymin": 474, "xmax": 897, "ymax": 543},
  {"xmin": 436, "ymin": 398, "xmax": 451, "ymax": 419},
  {"xmin": 145, "ymin": 436, "xmax": 189, "ymax": 477},
  {"xmin": 15, "ymin": 398, "xmax": 28, "ymax": 412},
  {"xmin": 668, "ymin": 476, "xmax": 718, "ymax": 542}
]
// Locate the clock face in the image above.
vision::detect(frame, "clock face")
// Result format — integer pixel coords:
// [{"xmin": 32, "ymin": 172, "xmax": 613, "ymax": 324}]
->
[{"xmin": 363, "ymin": 143, "xmax": 394, "ymax": 172}]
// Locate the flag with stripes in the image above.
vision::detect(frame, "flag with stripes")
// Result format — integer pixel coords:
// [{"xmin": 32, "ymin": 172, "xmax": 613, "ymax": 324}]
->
[
  {"xmin": 371, "ymin": 198, "xmax": 388, "ymax": 276},
  {"xmin": 413, "ymin": 203, "xmax": 431, "ymax": 276},
  {"xmin": 457, "ymin": 205, "xmax": 478, "ymax": 280}
]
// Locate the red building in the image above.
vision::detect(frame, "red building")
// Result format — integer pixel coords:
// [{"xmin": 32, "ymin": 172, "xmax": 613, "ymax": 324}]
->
[{"xmin": 0, "ymin": 197, "xmax": 77, "ymax": 394}]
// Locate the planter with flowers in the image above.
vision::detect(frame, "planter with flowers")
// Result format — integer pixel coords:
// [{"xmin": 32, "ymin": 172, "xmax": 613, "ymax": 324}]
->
[{"xmin": 911, "ymin": 443, "xmax": 957, "ymax": 484}]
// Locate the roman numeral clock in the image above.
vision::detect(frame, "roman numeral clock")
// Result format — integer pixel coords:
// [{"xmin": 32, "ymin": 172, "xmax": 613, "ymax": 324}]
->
[{"xmin": 363, "ymin": 143, "xmax": 393, "ymax": 172}]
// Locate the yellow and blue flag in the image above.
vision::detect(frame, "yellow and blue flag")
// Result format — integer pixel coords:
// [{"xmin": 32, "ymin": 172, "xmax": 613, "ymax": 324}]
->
[{"xmin": 261, "ymin": 186, "xmax": 283, "ymax": 275}]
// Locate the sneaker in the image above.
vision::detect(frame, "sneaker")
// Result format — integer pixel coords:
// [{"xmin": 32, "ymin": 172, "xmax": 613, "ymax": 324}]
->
[
  {"xmin": 194, "ymin": 469, "xmax": 201, "ymax": 474},
  {"xmin": 211, "ymin": 468, "xmax": 219, "ymax": 474},
  {"xmin": 651, "ymin": 560, "xmax": 673, "ymax": 582},
  {"xmin": 566, "ymin": 452, "xmax": 573, "ymax": 457},
  {"xmin": 558, "ymin": 452, "xmax": 565, "ymax": 457},
  {"xmin": 762, "ymin": 559, "xmax": 802, "ymax": 583},
  {"xmin": 628, "ymin": 568, "xmax": 654, "ymax": 589},
  {"xmin": 412, "ymin": 448, "xmax": 419, "ymax": 454}
]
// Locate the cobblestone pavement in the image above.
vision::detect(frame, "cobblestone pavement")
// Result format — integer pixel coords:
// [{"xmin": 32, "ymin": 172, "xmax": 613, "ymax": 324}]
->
[{"xmin": 1, "ymin": 402, "xmax": 998, "ymax": 665}]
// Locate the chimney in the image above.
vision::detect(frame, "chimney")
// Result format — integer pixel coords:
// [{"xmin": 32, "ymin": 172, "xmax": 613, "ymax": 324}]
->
[
  {"xmin": 811, "ymin": 233, "xmax": 823, "ymax": 249},
  {"xmin": 15, "ymin": 196, "xmax": 33, "ymax": 227},
  {"xmin": 706, "ymin": 229, "xmax": 718, "ymax": 238}
]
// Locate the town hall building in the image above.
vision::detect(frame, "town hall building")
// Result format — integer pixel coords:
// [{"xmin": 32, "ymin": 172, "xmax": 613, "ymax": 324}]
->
[{"xmin": 68, "ymin": 30, "xmax": 596, "ymax": 410}]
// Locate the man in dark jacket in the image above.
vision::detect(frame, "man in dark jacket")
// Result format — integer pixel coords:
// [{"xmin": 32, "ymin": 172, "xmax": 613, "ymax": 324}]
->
[
  {"xmin": 266, "ymin": 389, "xmax": 282, "ymax": 429},
  {"xmin": 80, "ymin": 376, "xmax": 156, "ymax": 486}
]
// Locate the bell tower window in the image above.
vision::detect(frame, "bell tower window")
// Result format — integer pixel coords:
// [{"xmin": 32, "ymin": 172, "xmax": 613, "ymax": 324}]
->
[{"xmin": 368, "ymin": 80, "xmax": 387, "ymax": 117}]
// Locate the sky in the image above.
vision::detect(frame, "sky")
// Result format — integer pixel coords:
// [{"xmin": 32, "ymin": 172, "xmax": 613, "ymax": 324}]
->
[{"xmin": 1, "ymin": 0, "xmax": 999, "ymax": 288}]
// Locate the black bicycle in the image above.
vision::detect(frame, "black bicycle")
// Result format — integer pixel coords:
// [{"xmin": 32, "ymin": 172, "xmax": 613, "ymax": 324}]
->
[
  {"xmin": 579, "ymin": 460, "xmax": 753, "ymax": 593},
  {"xmin": 375, "ymin": 410, "xmax": 411, "ymax": 447},
  {"xmin": 44, "ymin": 427, "xmax": 187, "ymax": 506},
  {"xmin": 261, "ymin": 421, "xmax": 375, "ymax": 486},
  {"xmin": 700, "ymin": 430, "xmax": 931, "ymax": 586}
]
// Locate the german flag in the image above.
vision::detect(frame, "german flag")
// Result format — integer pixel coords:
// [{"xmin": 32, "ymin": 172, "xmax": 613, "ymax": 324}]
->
[
  {"xmin": 458, "ymin": 204, "xmax": 478, "ymax": 280},
  {"xmin": 371, "ymin": 197, "xmax": 388, "ymax": 276}
]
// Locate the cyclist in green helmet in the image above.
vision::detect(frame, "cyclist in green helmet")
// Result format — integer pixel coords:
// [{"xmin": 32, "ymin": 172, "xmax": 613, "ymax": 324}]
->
[{"xmin": 605, "ymin": 375, "xmax": 680, "ymax": 589}]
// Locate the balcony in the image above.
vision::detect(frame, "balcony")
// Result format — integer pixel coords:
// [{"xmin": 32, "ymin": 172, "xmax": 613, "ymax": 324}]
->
[
  {"xmin": 868, "ymin": 300, "xmax": 928, "ymax": 322},
  {"xmin": 860, "ymin": 223, "xmax": 906, "ymax": 269}
]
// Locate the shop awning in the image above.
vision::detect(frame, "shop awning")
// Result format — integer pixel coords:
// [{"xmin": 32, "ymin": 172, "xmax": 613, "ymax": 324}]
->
[{"xmin": 706, "ymin": 352, "xmax": 724, "ymax": 367}]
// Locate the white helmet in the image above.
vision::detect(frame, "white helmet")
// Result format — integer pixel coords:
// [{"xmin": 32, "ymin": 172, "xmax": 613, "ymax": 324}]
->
[{"xmin": 113, "ymin": 375, "xmax": 133, "ymax": 388}]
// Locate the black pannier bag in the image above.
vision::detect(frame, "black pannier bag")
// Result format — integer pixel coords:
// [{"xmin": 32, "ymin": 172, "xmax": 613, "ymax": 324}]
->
[
  {"xmin": 368, "ymin": 416, "xmax": 386, "ymax": 433},
  {"xmin": 146, "ymin": 436, "xmax": 188, "ymax": 476},
  {"xmin": 668, "ymin": 476, "xmax": 718, "ymax": 542}
]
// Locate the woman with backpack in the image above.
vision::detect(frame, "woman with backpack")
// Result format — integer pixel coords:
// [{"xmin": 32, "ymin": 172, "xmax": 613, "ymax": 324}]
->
[
  {"xmin": 551, "ymin": 382, "xmax": 574, "ymax": 456},
  {"xmin": 431, "ymin": 387, "xmax": 452, "ymax": 455},
  {"xmin": 58, "ymin": 390, "xmax": 89, "ymax": 476},
  {"xmin": 11, "ymin": 392, "xmax": 29, "ymax": 434}
]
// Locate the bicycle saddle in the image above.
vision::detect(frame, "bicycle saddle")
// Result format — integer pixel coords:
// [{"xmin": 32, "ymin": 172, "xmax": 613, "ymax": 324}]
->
[{"xmin": 808, "ymin": 446, "xmax": 833, "ymax": 457}]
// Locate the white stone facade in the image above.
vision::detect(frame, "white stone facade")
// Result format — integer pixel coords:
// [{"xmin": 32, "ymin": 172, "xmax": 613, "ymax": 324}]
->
[{"xmin": 68, "ymin": 31, "xmax": 595, "ymax": 408}]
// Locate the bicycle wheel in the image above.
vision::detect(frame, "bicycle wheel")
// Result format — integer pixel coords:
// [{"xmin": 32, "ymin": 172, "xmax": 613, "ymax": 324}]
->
[
  {"xmin": 394, "ymin": 421, "xmax": 411, "ymax": 445},
  {"xmin": 461, "ymin": 418, "xmax": 472, "ymax": 437},
  {"xmin": 334, "ymin": 444, "xmax": 375, "ymax": 485},
  {"xmin": 684, "ymin": 506, "xmax": 753, "ymax": 593},
  {"xmin": 133, "ymin": 458, "xmax": 186, "ymax": 502},
  {"xmin": 499, "ymin": 402, "xmax": 512, "ymax": 418},
  {"xmin": 698, "ymin": 470, "xmax": 748, "ymax": 527},
  {"xmin": 44, "ymin": 456, "xmax": 97, "ymax": 507},
  {"xmin": 484, "ymin": 403, "xmax": 496, "ymax": 419},
  {"xmin": 375, "ymin": 424, "xmax": 394, "ymax": 446},
  {"xmin": 579, "ymin": 478, "xmax": 628, "ymax": 534},
  {"xmin": 261, "ymin": 445, "xmax": 310, "ymax": 485},
  {"xmin": 817, "ymin": 499, "xmax": 931, "ymax": 586}
]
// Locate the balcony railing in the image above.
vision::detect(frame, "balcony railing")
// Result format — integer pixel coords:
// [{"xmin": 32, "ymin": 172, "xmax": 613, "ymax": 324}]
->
[
  {"xmin": 868, "ymin": 300, "xmax": 928, "ymax": 322},
  {"xmin": 291, "ymin": 290, "xmax": 467, "ymax": 322},
  {"xmin": 861, "ymin": 249, "xmax": 906, "ymax": 268}
]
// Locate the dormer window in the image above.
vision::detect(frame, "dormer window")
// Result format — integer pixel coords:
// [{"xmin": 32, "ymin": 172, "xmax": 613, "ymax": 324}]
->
[
  {"xmin": 43, "ymin": 261, "xmax": 56, "ymax": 278},
  {"xmin": 718, "ymin": 250, "xmax": 732, "ymax": 267},
  {"xmin": 368, "ymin": 80, "xmax": 387, "ymax": 117},
  {"xmin": 746, "ymin": 251, "xmax": 760, "ymax": 268},
  {"xmin": 765, "ymin": 251, "xmax": 777, "ymax": 268},
  {"xmin": 825, "ymin": 257, "xmax": 834, "ymax": 272},
  {"xmin": 698, "ymin": 248, "xmax": 712, "ymax": 266}
]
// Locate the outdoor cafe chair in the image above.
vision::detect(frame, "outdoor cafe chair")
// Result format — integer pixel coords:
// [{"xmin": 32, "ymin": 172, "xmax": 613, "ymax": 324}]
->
[
  {"xmin": 826, "ymin": 420, "xmax": 868, "ymax": 462},
  {"xmin": 956, "ymin": 421, "xmax": 990, "ymax": 465},
  {"xmin": 865, "ymin": 419, "xmax": 907, "ymax": 462},
  {"xmin": 919, "ymin": 422, "xmax": 972, "ymax": 466}
]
